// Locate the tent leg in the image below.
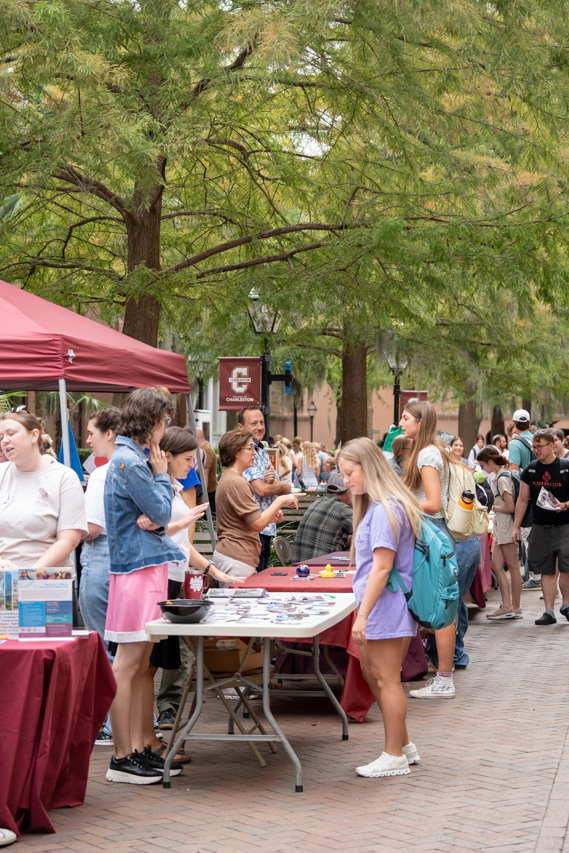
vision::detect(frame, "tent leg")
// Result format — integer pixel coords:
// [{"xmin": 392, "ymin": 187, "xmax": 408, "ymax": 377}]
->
[
  {"xmin": 186, "ymin": 394, "xmax": 216, "ymax": 551},
  {"xmin": 58, "ymin": 379, "xmax": 71, "ymax": 468}
]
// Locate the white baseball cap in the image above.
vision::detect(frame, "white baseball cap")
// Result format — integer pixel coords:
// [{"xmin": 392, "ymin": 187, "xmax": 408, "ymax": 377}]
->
[{"xmin": 512, "ymin": 409, "xmax": 530, "ymax": 423}]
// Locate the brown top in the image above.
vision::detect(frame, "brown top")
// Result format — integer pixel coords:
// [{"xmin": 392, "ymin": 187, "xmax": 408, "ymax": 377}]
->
[
  {"xmin": 215, "ymin": 468, "xmax": 262, "ymax": 567},
  {"xmin": 202, "ymin": 441, "xmax": 217, "ymax": 493}
]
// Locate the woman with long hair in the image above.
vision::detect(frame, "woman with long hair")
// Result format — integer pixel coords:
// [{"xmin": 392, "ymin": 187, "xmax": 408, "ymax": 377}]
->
[
  {"xmin": 338, "ymin": 438, "xmax": 423, "ymax": 778},
  {"xmin": 275, "ymin": 440, "xmax": 293, "ymax": 485},
  {"xmin": 388, "ymin": 436, "xmax": 412, "ymax": 477},
  {"xmin": 136, "ymin": 426, "xmax": 244, "ymax": 764},
  {"xmin": 476, "ymin": 446, "xmax": 522, "ymax": 620},
  {"xmin": 297, "ymin": 441, "xmax": 321, "ymax": 489},
  {"xmin": 450, "ymin": 436, "xmax": 468, "ymax": 466},
  {"xmin": 400, "ymin": 400, "xmax": 461, "ymax": 699}
]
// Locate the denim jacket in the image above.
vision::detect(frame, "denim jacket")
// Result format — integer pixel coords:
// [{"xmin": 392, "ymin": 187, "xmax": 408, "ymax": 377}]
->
[{"xmin": 104, "ymin": 436, "xmax": 185, "ymax": 574}]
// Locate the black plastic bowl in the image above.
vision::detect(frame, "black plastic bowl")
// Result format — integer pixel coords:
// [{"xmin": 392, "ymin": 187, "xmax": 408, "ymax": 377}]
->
[{"xmin": 158, "ymin": 600, "xmax": 213, "ymax": 624}]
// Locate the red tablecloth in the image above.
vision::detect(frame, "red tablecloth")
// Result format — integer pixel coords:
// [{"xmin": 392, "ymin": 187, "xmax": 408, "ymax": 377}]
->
[
  {"xmin": 233, "ymin": 567, "xmax": 427, "ymax": 721},
  {"xmin": 0, "ymin": 632, "xmax": 116, "ymax": 836}
]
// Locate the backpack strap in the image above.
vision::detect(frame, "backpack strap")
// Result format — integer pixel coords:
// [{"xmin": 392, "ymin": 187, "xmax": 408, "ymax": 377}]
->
[
  {"xmin": 512, "ymin": 435, "xmax": 533, "ymax": 453},
  {"xmin": 387, "ymin": 565, "xmax": 411, "ymax": 599}
]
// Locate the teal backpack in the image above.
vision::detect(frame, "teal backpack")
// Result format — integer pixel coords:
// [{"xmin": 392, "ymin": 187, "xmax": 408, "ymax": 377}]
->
[{"xmin": 386, "ymin": 515, "xmax": 460, "ymax": 630}]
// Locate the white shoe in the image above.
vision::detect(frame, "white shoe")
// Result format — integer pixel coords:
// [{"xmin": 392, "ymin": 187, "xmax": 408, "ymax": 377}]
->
[
  {"xmin": 539, "ymin": 591, "xmax": 560, "ymax": 600},
  {"xmin": 356, "ymin": 752, "xmax": 410, "ymax": 778},
  {"xmin": 402, "ymin": 742, "xmax": 421, "ymax": 765},
  {"xmin": 0, "ymin": 829, "xmax": 17, "ymax": 847},
  {"xmin": 409, "ymin": 674, "xmax": 455, "ymax": 699}
]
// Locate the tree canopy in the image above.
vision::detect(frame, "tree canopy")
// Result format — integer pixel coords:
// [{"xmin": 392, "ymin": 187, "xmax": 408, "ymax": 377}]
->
[{"xmin": 3, "ymin": 0, "xmax": 569, "ymax": 438}]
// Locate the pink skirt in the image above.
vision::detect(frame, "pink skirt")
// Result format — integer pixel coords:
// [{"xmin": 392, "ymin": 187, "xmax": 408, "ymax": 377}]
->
[{"xmin": 105, "ymin": 564, "xmax": 168, "ymax": 644}]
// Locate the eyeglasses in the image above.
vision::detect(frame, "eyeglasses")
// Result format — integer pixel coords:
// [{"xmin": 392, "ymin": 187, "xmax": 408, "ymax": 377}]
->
[
  {"xmin": 245, "ymin": 444, "xmax": 257, "ymax": 452},
  {"xmin": 532, "ymin": 443, "xmax": 552, "ymax": 450},
  {"xmin": 10, "ymin": 405, "xmax": 30, "ymax": 414}
]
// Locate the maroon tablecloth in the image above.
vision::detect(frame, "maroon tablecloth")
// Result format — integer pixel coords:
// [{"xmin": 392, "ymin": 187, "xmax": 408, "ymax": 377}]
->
[
  {"xmin": 0, "ymin": 632, "xmax": 116, "ymax": 836},
  {"xmin": 233, "ymin": 566, "xmax": 427, "ymax": 721}
]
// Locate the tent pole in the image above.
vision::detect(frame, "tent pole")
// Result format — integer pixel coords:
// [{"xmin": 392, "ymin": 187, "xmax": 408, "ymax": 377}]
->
[
  {"xmin": 58, "ymin": 378, "xmax": 71, "ymax": 468},
  {"xmin": 186, "ymin": 393, "xmax": 216, "ymax": 551}
]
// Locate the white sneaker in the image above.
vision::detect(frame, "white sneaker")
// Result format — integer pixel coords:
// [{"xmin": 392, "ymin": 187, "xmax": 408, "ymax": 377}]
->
[
  {"xmin": 539, "ymin": 591, "xmax": 560, "ymax": 600},
  {"xmin": 402, "ymin": 742, "xmax": 421, "ymax": 765},
  {"xmin": 0, "ymin": 829, "xmax": 17, "ymax": 848},
  {"xmin": 409, "ymin": 675, "xmax": 455, "ymax": 699},
  {"xmin": 355, "ymin": 752, "xmax": 410, "ymax": 778}
]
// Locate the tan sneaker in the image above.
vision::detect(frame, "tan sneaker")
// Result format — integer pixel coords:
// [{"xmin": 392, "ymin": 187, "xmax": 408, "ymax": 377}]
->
[
  {"xmin": 512, "ymin": 608, "xmax": 523, "ymax": 619},
  {"xmin": 486, "ymin": 605, "xmax": 516, "ymax": 620}
]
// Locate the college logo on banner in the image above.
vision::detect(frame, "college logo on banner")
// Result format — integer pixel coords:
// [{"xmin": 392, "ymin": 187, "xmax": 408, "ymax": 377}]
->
[{"xmin": 219, "ymin": 357, "xmax": 261, "ymax": 411}]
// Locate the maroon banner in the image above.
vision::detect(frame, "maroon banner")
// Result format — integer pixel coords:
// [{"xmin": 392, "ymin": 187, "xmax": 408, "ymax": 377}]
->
[
  {"xmin": 219, "ymin": 357, "xmax": 261, "ymax": 411},
  {"xmin": 399, "ymin": 390, "xmax": 428, "ymax": 419}
]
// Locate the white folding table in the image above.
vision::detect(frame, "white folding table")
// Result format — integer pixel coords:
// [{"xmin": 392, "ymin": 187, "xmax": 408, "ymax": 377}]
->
[{"xmin": 145, "ymin": 592, "xmax": 356, "ymax": 792}]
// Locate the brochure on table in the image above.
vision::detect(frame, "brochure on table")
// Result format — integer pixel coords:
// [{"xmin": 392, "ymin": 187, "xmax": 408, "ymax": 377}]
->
[
  {"xmin": 17, "ymin": 570, "xmax": 73, "ymax": 637},
  {"xmin": 0, "ymin": 570, "xmax": 19, "ymax": 636}
]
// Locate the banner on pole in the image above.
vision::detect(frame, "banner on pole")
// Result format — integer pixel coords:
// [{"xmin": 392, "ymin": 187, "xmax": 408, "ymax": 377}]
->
[{"xmin": 219, "ymin": 357, "xmax": 261, "ymax": 411}]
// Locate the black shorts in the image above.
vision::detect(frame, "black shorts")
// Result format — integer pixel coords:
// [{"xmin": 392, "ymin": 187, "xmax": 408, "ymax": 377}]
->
[{"xmin": 528, "ymin": 524, "xmax": 569, "ymax": 575}]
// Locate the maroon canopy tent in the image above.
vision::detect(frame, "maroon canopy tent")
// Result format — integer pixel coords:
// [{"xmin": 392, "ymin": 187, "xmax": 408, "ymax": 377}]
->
[
  {"xmin": 0, "ymin": 280, "xmax": 215, "ymax": 543},
  {"xmin": 0, "ymin": 279, "xmax": 190, "ymax": 393}
]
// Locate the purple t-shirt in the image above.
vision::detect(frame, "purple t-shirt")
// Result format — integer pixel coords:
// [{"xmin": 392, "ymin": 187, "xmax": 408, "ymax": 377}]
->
[{"xmin": 352, "ymin": 501, "xmax": 417, "ymax": 640}]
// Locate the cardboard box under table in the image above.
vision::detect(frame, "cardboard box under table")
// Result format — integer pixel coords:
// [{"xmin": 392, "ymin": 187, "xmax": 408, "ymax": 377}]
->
[{"xmin": 145, "ymin": 592, "xmax": 356, "ymax": 792}]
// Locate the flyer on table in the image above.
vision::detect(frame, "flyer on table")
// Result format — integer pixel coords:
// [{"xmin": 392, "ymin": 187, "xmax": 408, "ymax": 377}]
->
[{"xmin": 18, "ymin": 570, "xmax": 73, "ymax": 637}]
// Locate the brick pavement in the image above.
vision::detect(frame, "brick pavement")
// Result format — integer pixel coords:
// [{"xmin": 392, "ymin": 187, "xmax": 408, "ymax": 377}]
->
[{"xmin": 14, "ymin": 587, "xmax": 569, "ymax": 853}]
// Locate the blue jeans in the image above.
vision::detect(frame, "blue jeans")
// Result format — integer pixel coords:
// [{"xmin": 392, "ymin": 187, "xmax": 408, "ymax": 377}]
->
[
  {"xmin": 453, "ymin": 535, "xmax": 481, "ymax": 668},
  {"xmin": 80, "ymin": 535, "xmax": 113, "ymax": 735}
]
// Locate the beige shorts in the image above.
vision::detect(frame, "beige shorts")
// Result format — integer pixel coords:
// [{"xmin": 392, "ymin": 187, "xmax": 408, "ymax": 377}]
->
[{"xmin": 212, "ymin": 549, "xmax": 257, "ymax": 580}]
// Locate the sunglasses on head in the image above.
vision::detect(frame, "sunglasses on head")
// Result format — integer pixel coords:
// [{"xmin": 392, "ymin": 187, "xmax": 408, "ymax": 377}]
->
[{"xmin": 10, "ymin": 405, "xmax": 30, "ymax": 414}]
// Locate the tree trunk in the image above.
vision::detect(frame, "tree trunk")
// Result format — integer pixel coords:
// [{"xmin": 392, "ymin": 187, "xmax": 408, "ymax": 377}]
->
[
  {"xmin": 334, "ymin": 396, "xmax": 342, "ymax": 447},
  {"xmin": 458, "ymin": 383, "xmax": 478, "ymax": 456},
  {"xmin": 491, "ymin": 405, "xmax": 505, "ymax": 439},
  {"xmin": 340, "ymin": 333, "xmax": 369, "ymax": 444},
  {"xmin": 122, "ymin": 185, "xmax": 163, "ymax": 346}
]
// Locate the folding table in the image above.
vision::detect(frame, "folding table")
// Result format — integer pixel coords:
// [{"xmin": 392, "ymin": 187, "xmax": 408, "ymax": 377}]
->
[{"xmin": 145, "ymin": 592, "xmax": 356, "ymax": 792}]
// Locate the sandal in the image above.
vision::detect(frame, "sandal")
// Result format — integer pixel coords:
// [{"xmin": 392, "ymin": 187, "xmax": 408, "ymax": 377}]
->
[{"xmin": 154, "ymin": 743, "xmax": 192, "ymax": 765}]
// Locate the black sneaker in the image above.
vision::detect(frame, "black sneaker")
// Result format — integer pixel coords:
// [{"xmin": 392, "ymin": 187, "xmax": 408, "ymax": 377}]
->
[
  {"xmin": 142, "ymin": 745, "xmax": 183, "ymax": 777},
  {"xmin": 106, "ymin": 751, "xmax": 163, "ymax": 785},
  {"xmin": 95, "ymin": 729, "xmax": 114, "ymax": 746},
  {"xmin": 535, "ymin": 612, "xmax": 557, "ymax": 625},
  {"xmin": 157, "ymin": 709, "xmax": 176, "ymax": 730},
  {"xmin": 560, "ymin": 605, "xmax": 569, "ymax": 622}
]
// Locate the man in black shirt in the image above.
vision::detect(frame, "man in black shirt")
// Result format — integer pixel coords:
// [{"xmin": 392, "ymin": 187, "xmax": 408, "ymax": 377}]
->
[{"xmin": 514, "ymin": 429, "xmax": 569, "ymax": 625}]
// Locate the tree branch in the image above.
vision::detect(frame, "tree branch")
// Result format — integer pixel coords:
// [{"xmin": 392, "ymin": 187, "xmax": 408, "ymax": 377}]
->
[
  {"xmin": 52, "ymin": 166, "xmax": 135, "ymax": 223},
  {"xmin": 166, "ymin": 222, "xmax": 356, "ymax": 274},
  {"xmin": 191, "ymin": 241, "xmax": 330, "ymax": 279}
]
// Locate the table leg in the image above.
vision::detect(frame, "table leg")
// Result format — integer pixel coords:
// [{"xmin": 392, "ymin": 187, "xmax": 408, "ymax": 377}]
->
[
  {"xmin": 163, "ymin": 636, "xmax": 204, "ymax": 789},
  {"xmin": 260, "ymin": 639, "xmax": 303, "ymax": 793},
  {"xmin": 312, "ymin": 636, "xmax": 349, "ymax": 741}
]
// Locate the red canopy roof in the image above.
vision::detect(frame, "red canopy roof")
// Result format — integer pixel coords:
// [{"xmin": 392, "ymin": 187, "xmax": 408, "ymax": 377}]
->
[{"xmin": 0, "ymin": 280, "xmax": 191, "ymax": 393}]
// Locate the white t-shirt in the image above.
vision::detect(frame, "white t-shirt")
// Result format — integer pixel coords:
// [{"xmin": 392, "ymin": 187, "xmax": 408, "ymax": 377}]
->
[
  {"xmin": 0, "ymin": 458, "xmax": 88, "ymax": 568},
  {"xmin": 415, "ymin": 446, "xmax": 450, "ymax": 520},
  {"xmin": 167, "ymin": 481, "xmax": 190, "ymax": 582},
  {"xmin": 84, "ymin": 463, "xmax": 109, "ymax": 531}
]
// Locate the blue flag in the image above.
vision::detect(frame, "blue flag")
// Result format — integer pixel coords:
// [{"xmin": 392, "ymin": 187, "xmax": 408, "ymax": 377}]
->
[{"xmin": 58, "ymin": 419, "xmax": 85, "ymax": 484}]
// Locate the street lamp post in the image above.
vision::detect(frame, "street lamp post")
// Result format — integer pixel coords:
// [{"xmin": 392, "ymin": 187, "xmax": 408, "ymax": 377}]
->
[
  {"xmin": 307, "ymin": 399, "xmax": 317, "ymax": 442},
  {"xmin": 383, "ymin": 335, "xmax": 408, "ymax": 427},
  {"xmin": 248, "ymin": 290, "xmax": 282, "ymax": 440}
]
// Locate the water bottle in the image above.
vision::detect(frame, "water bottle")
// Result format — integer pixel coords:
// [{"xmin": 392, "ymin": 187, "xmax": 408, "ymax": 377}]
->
[{"xmin": 458, "ymin": 490, "xmax": 475, "ymax": 510}]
